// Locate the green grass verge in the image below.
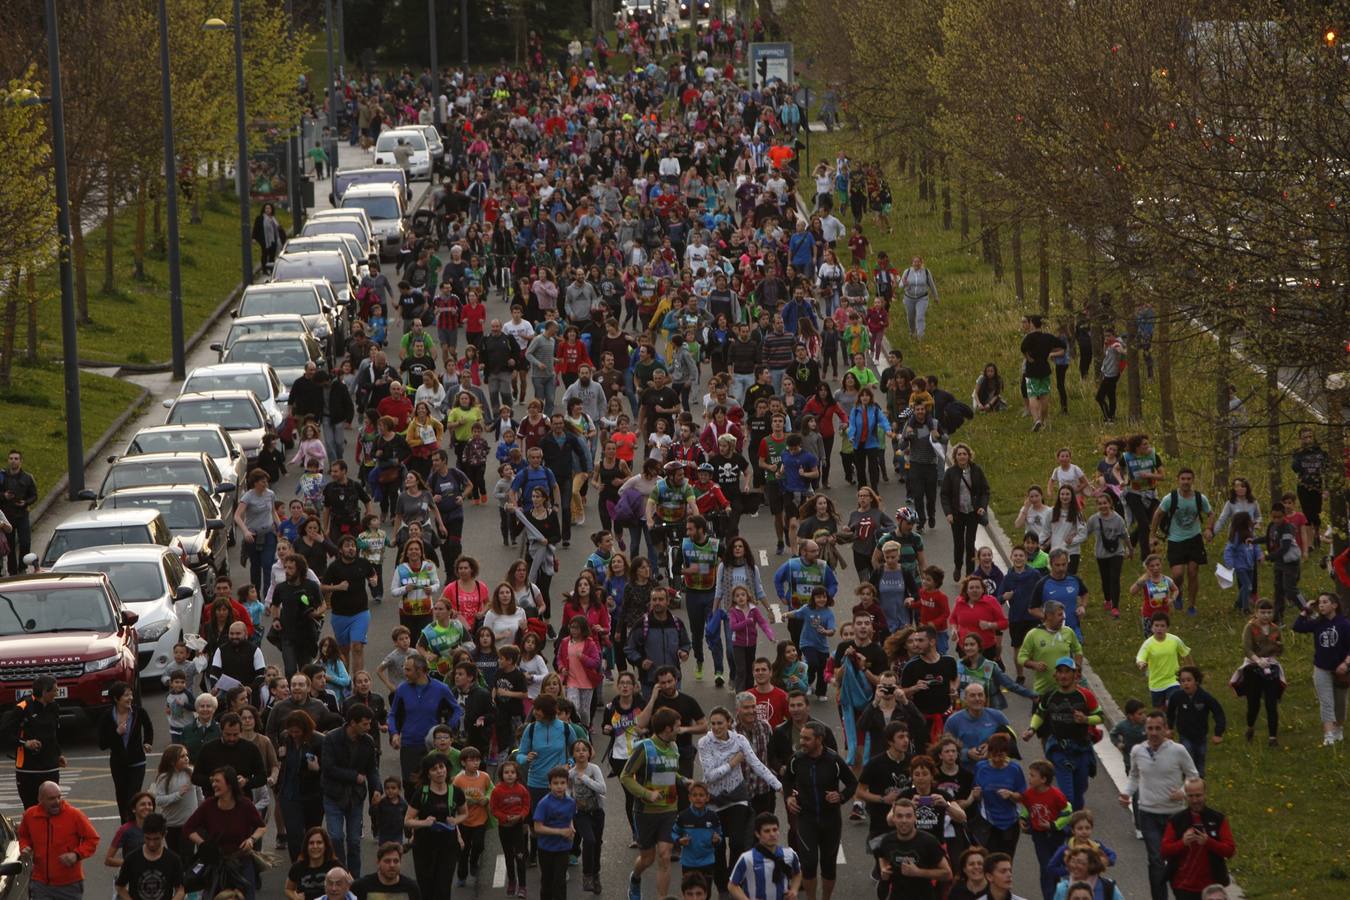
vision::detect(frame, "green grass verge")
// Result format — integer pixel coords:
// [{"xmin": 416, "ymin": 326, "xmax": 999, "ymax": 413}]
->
[
  {"xmin": 0, "ymin": 364, "xmax": 145, "ymax": 499},
  {"xmin": 31, "ymin": 192, "xmax": 290, "ymax": 366},
  {"xmin": 807, "ymin": 132, "xmax": 1350, "ymax": 896}
]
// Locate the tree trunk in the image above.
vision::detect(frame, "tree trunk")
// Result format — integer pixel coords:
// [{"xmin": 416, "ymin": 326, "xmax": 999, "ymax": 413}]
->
[
  {"xmin": 191, "ymin": 170, "xmax": 203, "ymax": 226},
  {"xmin": 0, "ymin": 268, "xmax": 18, "ymax": 389},
  {"xmin": 71, "ymin": 199, "xmax": 90, "ymax": 324},
  {"xmin": 1265, "ymin": 363, "xmax": 1282, "ymax": 506},
  {"xmin": 1037, "ymin": 213, "xmax": 1050, "ymax": 314},
  {"xmin": 941, "ymin": 163, "xmax": 952, "ymax": 231},
  {"xmin": 918, "ymin": 154, "xmax": 929, "ymax": 203},
  {"xmin": 1157, "ymin": 293, "xmax": 1178, "ymax": 456},
  {"xmin": 958, "ymin": 176, "xmax": 970, "ymax": 246},
  {"xmin": 1059, "ymin": 224, "xmax": 1073, "ymax": 311},
  {"xmin": 25, "ymin": 269, "xmax": 38, "ymax": 364},
  {"xmin": 1011, "ymin": 220, "xmax": 1025, "ymax": 304},
  {"xmin": 990, "ymin": 223, "xmax": 1003, "ymax": 281},
  {"xmin": 134, "ymin": 172, "xmax": 148, "ymax": 281},
  {"xmin": 1086, "ymin": 247, "xmax": 1101, "ymax": 375},
  {"xmin": 1125, "ymin": 293, "xmax": 1143, "ymax": 423},
  {"xmin": 1212, "ymin": 327, "xmax": 1232, "ymax": 494},
  {"xmin": 102, "ymin": 188, "xmax": 116, "ymax": 295},
  {"xmin": 978, "ymin": 210, "xmax": 993, "ymax": 264}
]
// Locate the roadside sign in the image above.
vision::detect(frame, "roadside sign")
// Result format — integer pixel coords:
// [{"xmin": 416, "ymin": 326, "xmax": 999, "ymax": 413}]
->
[{"xmin": 749, "ymin": 42, "xmax": 793, "ymax": 89}]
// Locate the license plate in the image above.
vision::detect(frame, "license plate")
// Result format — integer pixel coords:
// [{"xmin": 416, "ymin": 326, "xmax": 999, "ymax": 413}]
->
[{"xmin": 15, "ymin": 687, "xmax": 68, "ymax": 700}]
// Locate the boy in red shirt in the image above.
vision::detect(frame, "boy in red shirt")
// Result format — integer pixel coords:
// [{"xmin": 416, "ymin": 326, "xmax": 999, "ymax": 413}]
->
[
  {"xmin": 489, "ymin": 760, "xmax": 533, "ymax": 897},
  {"xmin": 910, "ymin": 565, "xmax": 951, "ymax": 654},
  {"xmin": 1020, "ymin": 759, "xmax": 1071, "ymax": 900}
]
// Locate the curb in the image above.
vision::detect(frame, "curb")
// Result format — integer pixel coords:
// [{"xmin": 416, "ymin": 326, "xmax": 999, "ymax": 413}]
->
[{"xmin": 26, "ymin": 385, "xmax": 152, "ymax": 525}]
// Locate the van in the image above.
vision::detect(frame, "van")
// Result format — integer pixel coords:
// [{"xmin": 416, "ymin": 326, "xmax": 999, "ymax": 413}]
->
[{"xmin": 341, "ymin": 183, "xmax": 407, "ymax": 260}]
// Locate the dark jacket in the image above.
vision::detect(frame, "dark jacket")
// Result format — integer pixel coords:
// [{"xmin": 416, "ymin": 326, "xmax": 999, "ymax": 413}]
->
[
  {"xmin": 0, "ymin": 697, "xmax": 62, "ymax": 772},
  {"xmin": 273, "ymin": 579, "xmax": 322, "ymax": 655},
  {"xmin": 479, "ymin": 333, "xmax": 520, "ymax": 375},
  {"xmin": 782, "ymin": 748, "xmax": 857, "ymax": 817},
  {"xmin": 276, "ymin": 734, "xmax": 324, "ymax": 798},
  {"xmin": 288, "ymin": 374, "xmax": 326, "ymax": 419},
  {"xmin": 96, "ymin": 705, "xmax": 155, "ymax": 768},
  {"xmin": 0, "ymin": 468, "xmax": 38, "ymax": 519},
  {"xmin": 327, "ymin": 378, "xmax": 356, "ymax": 425},
  {"xmin": 320, "ymin": 726, "xmax": 381, "ymax": 808},
  {"xmin": 192, "ymin": 736, "xmax": 266, "ymax": 790},
  {"xmin": 625, "ymin": 612, "xmax": 692, "ymax": 681},
  {"xmin": 767, "ymin": 719, "xmax": 837, "ymax": 775},
  {"xmin": 265, "ymin": 697, "xmax": 334, "ymax": 747},
  {"xmin": 939, "ymin": 463, "xmax": 991, "ymax": 517},
  {"xmin": 206, "ymin": 641, "xmax": 267, "ymax": 694},
  {"xmin": 453, "ymin": 685, "xmax": 495, "ymax": 744}
]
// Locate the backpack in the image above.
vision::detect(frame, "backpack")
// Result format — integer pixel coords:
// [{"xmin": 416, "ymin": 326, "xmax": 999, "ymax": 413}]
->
[
  {"xmin": 1158, "ymin": 489, "xmax": 1206, "ymax": 537},
  {"xmin": 611, "ymin": 486, "xmax": 648, "ymax": 527}
]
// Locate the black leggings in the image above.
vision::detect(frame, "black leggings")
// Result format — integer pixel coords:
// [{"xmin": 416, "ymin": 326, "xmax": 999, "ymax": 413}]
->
[
  {"xmin": 1097, "ymin": 555, "xmax": 1125, "ymax": 609},
  {"xmin": 112, "ymin": 763, "xmax": 147, "ymax": 823},
  {"xmin": 1055, "ymin": 365, "xmax": 1070, "ymax": 412},
  {"xmin": 949, "ymin": 511, "xmax": 980, "ymax": 577},
  {"xmin": 793, "ymin": 811, "xmax": 842, "ymax": 880},
  {"xmin": 611, "ymin": 757, "xmax": 640, "ymax": 843},
  {"xmin": 456, "ymin": 823, "xmax": 486, "ymax": 879},
  {"xmin": 1244, "ymin": 665, "xmax": 1281, "ymax": 737},
  {"xmin": 857, "ymin": 447, "xmax": 883, "ymax": 491},
  {"xmin": 909, "ymin": 464, "xmax": 939, "ymax": 527},
  {"xmin": 413, "ymin": 833, "xmax": 458, "ymax": 899},
  {"xmin": 716, "ymin": 803, "xmax": 754, "ymax": 890},
  {"xmin": 1096, "ymin": 376, "xmax": 1119, "ymax": 420},
  {"xmin": 1124, "ymin": 493, "xmax": 1159, "ymax": 561},
  {"xmin": 821, "ymin": 433, "xmax": 835, "ymax": 485},
  {"xmin": 499, "ymin": 822, "xmax": 528, "ymax": 887},
  {"xmin": 1297, "ymin": 485, "xmax": 1323, "ymax": 530}
]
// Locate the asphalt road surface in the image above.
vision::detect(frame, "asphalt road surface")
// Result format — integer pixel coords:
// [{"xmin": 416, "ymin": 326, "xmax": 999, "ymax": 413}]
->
[{"xmin": 21, "ymin": 150, "xmax": 1150, "ymax": 900}]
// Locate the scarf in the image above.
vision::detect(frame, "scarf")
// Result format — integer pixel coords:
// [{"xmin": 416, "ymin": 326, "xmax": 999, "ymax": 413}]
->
[{"xmin": 752, "ymin": 843, "xmax": 789, "ymax": 891}]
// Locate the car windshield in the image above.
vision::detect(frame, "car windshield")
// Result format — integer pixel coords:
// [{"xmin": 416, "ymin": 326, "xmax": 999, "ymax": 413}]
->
[
  {"xmin": 226, "ymin": 321, "xmax": 304, "ymax": 346},
  {"xmin": 301, "ymin": 221, "xmax": 365, "ymax": 245},
  {"xmin": 238, "ymin": 289, "xmax": 319, "ymax": 317},
  {"xmin": 183, "ymin": 372, "xmax": 272, "ymax": 400},
  {"xmin": 128, "ymin": 430, "xmax": 227, "ymax": 459},
  {"xmin": 43, "ymin": 527, "xmax": 156, "ymax": 566},
  {"xmin": 103, "ymin": 495, "xmax": 206, "ymax": 531},
  {"xmin": 0, "ymin": 587, "xmax": 118, "ymax": 636},
  {"xmin": 376, "ymin": 132, "xmax": 427, "ymax": 152},
  {"xmin": 168, "ymin": 398, "xmax": 262, "ymax": 431},
  {"xmin": 104, "ymin": 461, "xmax": 208, "ymax": 494},
  {"xmin": 54, "ymin": 561, "xmax": 165, "ymax": 603},
  {"xmin": 226, "ymin": 340, "xmax": 310, "ymax": 368},
  {"xmin": 343, "ymin": 196, "xmax": 401, "ymax": 221},
  {"xmin": 273, "ymin": 257, "xmax": 347, "ymax": 287},
  {"xmin": 334, "ymin": 171, "xmax": 405, "ymax": 201}
]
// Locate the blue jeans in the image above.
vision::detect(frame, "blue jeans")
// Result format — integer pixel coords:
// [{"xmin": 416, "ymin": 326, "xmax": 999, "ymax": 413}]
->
[
  {"xmin": 1150, "ymin": 685, "xmax": 1179, "ymax": 709},
  {"xmin": 324, "ymin": 797, "xmax": 365, "ymax": 877},
  {"xmin": 685, "ymin": 589, "xmax": 715, "ymax": 670},
  {"xmin": 1139, "ymin": 810, "xmax": 1172, "ymax": 900},
  {"xmin": 732, "ymin": 372, "xmax": 755, "ymax": 404},
  {"xmin": 532, "ymin": 373, "xmax": 556, "ymax": 414},
  {"xmin": 1179, "ymin": 734, "xmax": 1208, "ymax": 777},
  {"xmin": 246, "ymin": 531, "xmax": 277, "ymax": 596},
  {"xmin": 1048, "ymin": 743, "xmax": 1093, "ymax": 812},
  {"xmin": 769, "ymin": 368, "xmax": 786, "ymax": 395},
  {"xmin": 1031, "ymin": 828, "xmax": 1065, "ymax": 900},
  {"xmin": 626, "ymin": 523, "xmax": 658, "ymax": 569}
]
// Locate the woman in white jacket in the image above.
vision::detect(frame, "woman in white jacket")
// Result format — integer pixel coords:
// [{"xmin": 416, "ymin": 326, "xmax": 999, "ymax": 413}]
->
[{"xmin": 697, "ymin": 705, "xmax": 782, "ymax": 890}]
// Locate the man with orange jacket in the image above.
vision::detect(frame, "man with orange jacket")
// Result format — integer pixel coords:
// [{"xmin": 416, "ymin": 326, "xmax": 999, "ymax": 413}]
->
[{"xmin": 19, "ymin": 780, "xmax": 99, "ymax": 900}]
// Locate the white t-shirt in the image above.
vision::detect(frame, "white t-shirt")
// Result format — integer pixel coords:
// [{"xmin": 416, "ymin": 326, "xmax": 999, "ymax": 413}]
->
[
  {"xmin": 1049, "ymin": 464, "xmax": 1087, "ymax": 490},
  {"xmin": 503, "ymin": 319, "xmax": 536, "ymax": 349}
]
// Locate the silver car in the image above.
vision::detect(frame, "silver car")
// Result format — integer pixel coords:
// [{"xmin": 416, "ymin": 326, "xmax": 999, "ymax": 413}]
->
[
  {"xmin": 179, "ymin": 363, "xmax": 288, "ymax": 435},
  {"xmin": 235, "ymin": 282, "xmax": 335, "ymax": 352},
  {"xmin": 88, "ymin": 451, "xmax": 237, "ymax": 526},
  {"xmin": 125, "ymin": 423, "xmax": 245, "ymax": 493},
  {"xmin": 211, "ymin": 314, "xmax": 315, "ymax": 362},
  {"xmin": 39, "ymin": 508, "xmax": 179, "ymax": 570},
  {"xmin": 222, "ymin": 333, "xmax": 325, "ymax": 391},
  {"xmin": 163, "ymin": 391, "xmax": 270, "ymax": 465},
  {"xmin": 50, "ymin": 545, "xmax": 203, "ymax": 679},
  {"xmin": 95, "ymin": 484, "xmax": 229, "ymax": 580}
]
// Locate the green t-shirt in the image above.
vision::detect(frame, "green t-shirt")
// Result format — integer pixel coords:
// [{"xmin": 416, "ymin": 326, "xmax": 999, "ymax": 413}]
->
[
  {"xmin": 1158, "ymin": 491, "xmax": 1211, "ymax": 542},
  {"xmin": 1018, "ymin": 625, "xmax": 1084, "ymax": 695},
  {"xmin": 621, "ymin": 737, "xmax": 682, "ymax": 813},
  {"xmin": 1136, "ymin": 633, "xmax": 1191, "ymax": 692}
]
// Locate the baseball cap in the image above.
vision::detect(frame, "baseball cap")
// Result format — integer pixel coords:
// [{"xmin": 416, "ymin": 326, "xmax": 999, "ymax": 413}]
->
[{"xmin": 1053, "ymin": 657, "xmax": 1078, "ymax": 671}]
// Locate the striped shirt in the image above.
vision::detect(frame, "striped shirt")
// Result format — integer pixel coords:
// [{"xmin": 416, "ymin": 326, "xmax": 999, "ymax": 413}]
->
[{"xmin": 729, "ymin": 846, "xmax": 801, "ymax": 900}]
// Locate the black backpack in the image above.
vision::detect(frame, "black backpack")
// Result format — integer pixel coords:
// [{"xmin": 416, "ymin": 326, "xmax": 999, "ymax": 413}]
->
[{"xmin": 1158, "ymin": 489, "xmax": 1205, "ymax": 537}]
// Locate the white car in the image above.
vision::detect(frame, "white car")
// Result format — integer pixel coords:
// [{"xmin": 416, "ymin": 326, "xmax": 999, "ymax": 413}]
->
[
  {"xmin": 374, "ymin": 128, "xmax": 432, "ymax": 179},
  {"xmin": 50, "ymin": 546, "xmax": 203, "ymax": 680},
  {"xmin": 417, "ymin": 124, "xmax": 445, "ymax": 163},
  {"xmin": 178, "ymin": 363, "xmax": 288, "ymax": 436},
  {"xmin": 163, "ymin": 391, "xmax": 271, "ymax": 465},
  {"xmin": 340, "ymin": 183, "xmax": 408, "ymax": 260}
]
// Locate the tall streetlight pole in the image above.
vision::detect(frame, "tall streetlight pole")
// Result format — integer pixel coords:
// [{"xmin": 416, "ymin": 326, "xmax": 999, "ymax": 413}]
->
[
  {"xmin": 158, "ymin": 0, "xmax": 186, "ymax": 380},
  {"xmin": 45, "ymin": 0, "xmax": 84, "ymax": 496},
  {"xmin": 428, "ymin": 0, "xmax": 439, "ymax": 129},
  {"xmin": 324, "ymin": 0, "xmax": 338, "ymax": 145},
  {"xmin": 461, "ymin": 0, "xmax": 469, "ymax": 67},
  {"xmin": 205, "ymin": 0, "xmax": 252, "ymax": 287}
]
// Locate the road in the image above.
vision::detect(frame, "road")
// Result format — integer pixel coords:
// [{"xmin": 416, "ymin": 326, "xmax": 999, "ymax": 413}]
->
[{"xmin": 19, "ymin": 150, "xmax": 1151, "ymax": 900}]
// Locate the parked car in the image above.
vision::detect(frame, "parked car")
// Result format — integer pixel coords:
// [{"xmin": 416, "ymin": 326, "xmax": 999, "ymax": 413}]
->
[
  {"xmin": 96, "ymin": 484, "xmax": 230, "ymax": 580},
  {"xmin": 331, "ymin": 165, "xmax": 411, "ymax": 206},
  {"xmin": 299, "ymin": 216, "xmax": 378, "ymax": 261},
  {"xmin": 269, "ymin": 253, "xmax": 356, "ymax": 351},
  {"xmin": 417, "ymin": 124, "xmax": 445, "ymax": 164},
  {"xmin": 0, "ymin": 572, "xmax": 139, "ymax": 722},
  {"xmin": 125, "ymin": 423, "xmax": 245, "ymax": 494},
  {"xmin": 211, "ymin": 314, "xmax": 315, "ymax": 362},
  {"xmin": 373, "ymin": 128, "xmax": 432, "ymax": 179},
  {"xmin": 221, "ymin": 333, "xmax": 325, "ymax": 391},
  {"xmin": 163, "ymin": 391, "xmax": 270, "ymax": 466},
  {"xmin": 178, "ymin": 363, "xmax": 288, "ymax": 436},
  {"xmin": 0, "ymin": 813, "xmax": 26, "ymax": 894},
  {"xmin": 89, "ymin": 452, "xmax": 236, "ymax": 525},
  {"xmin": 235, "ymin": 282, "xmax": 337, "ymax": 355},
  {"xmin": 50, "ymin": 546, "xmax": 203, "ymax": 680},
  {"xmin": 281, "ymin": 235, "xmax": 370, "ymax": 282},
  {"xmin": 340, "ymin": 183, "xmax": 407, "ymax": 261},
  {"xmin": 38, "ymin": 508, "xmax": 179, "ymax": 570}
]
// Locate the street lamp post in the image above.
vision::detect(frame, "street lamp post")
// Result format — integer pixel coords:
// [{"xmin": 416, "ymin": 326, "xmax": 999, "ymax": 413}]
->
[
  {"xmin": 205, "ymin": 0, "xmax": 252, "ymax": 287},
  {"xmin": 428, "ymin": 0, "xmax": 439, "ymax": 129},
  {"xmin": 461, "ymin": 0, "xmax": 468, "ymax": 66},
  {"xmin": 158, "ymin": 0, "xmax": 186, "ymax": 380},
  {"xmin": 324, "ymin": 0, "xmax": 338, "ymax": 142},
  {"xmin": 44, "ymin": 0, "xmax": 85, "ymax": 497}
]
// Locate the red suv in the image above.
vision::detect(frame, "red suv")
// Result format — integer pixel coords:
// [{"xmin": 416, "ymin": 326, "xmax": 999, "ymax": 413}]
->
[{"xmin": 0, "ymin": 573, "xmax": 139, "ymax": 720}]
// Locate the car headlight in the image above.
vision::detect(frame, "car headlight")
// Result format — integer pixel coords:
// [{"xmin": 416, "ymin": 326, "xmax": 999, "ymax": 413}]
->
[
  {"xmin": 85, "ymin": 654, "xmax": 120, "ymax": 673},
  {"xmin": 138, "ymin": 621, "xmax": 172, "ymax": 643}
]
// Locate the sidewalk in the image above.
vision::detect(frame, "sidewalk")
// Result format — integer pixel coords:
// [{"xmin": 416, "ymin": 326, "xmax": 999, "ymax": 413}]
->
[{"xmin": 29, "ymin": 140, "xmax": 428, "ymax": 554}]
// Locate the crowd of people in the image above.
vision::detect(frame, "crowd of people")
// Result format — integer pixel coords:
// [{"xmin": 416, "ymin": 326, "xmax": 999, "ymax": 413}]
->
[{"xmin": 7, "ymin": 9, "xmax": 1350, "ymax": 900}]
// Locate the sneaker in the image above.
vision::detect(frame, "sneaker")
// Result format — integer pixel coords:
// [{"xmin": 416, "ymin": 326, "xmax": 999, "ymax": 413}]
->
[
  {"xmin": 1110, "ymin": 607, "xmax": 1120, "ymax": 619},
  {"xmin": 562, "ymin": 539, "xmax": 571, "ymax": 548},
  {"xmin": 1103, "ymin": 601, "xmax": 1112, "ymax": 613},
  {"xmin": 1134, "ymin": 828, "xmax": 1143, "ymax": 840},
  {"xmin": 1173, "ymin": 595, "xmax": 1184, "ymax": 610},
  {"xmin": 715, "ymin": 674, "xmax": 725, "ymax": 688},
  {"xmin": 1336, "ymin": 729, "xmax": 1346, "ymax": 743},
  {"xmin": 1324, "ymin": 732, "xmax": 1337, "ymax": 746},
  {"xmin": 517, "ymin": 886, "xmax": 528, "ymax": 899},
  {"xmin": 1032, "ymin": 419, "xmax": 1043, "ymax": 432},
  {"xmin": 696, "ymin": 664, "xmax": 704, "ymax": 681},
  {"xmin": 776, "ymin": 542, "xmax": 785, "ymax": 555},
  {"xmin": 456, "ymin": 879, "xmax": 467, "ymax": 888},
  {"xmin": 1186, "ymin": 606, "xmax": 1197, "ymax": 616},
  {"xmin": 576, "ymin": 514, "xmax": 586, "ymax": 526},
  {"xmin": 507, "ymin": 880, "xmax": 518, "ymax": 897},
  {"xmin": 1268, "ymin": 736, "xmax": 1279, "ymax": 747},
  {"xmin": 629, "ymin": 874, "xmax": 642, "ymax": 900},
  {"xmin": 849, "ymin": 800, "xmax": 865, "ymax": 821}
]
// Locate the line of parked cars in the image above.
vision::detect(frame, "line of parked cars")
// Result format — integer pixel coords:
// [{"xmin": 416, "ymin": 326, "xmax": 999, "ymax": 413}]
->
[{"xmin": 0, "ymin": 164, "xmax": 414, "ymax": 725}]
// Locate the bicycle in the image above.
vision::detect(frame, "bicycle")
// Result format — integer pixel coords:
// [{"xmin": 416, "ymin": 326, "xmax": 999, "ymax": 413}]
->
[{"xmin": 649, "ymin": 518, "xmax": 686, "ymax": 608}]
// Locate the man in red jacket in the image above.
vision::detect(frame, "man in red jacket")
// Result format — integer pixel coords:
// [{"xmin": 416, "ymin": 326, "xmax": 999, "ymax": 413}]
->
[
  {"xmin": 1160, "ymin": 778, "xmax": 1236, "ymax": 900},
  {"xmin": 19, "ymin": 781, "xmax": 100, "ymax": 899}
]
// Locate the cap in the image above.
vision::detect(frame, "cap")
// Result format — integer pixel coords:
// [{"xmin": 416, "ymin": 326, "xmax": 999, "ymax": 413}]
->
[{"xmin": 1053, "ymin": 656, "xmax": 1078, "ymax": 671}]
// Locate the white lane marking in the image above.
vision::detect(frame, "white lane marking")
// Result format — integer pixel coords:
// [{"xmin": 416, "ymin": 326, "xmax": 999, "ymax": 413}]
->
[
  {"xmin": 494, "ymin": 854, "xmax": 506, "ymax": 888},
  {"xmin": 759, "ymin": 549, "xmax": 768, "ymax": 566},
  {"xmin": 837, "ymin": 843, "xmax": 846, "ymax": 864}
]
